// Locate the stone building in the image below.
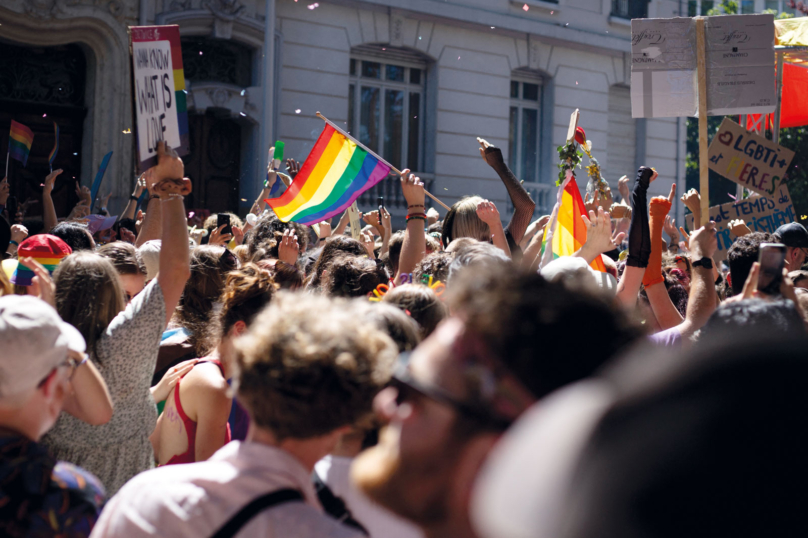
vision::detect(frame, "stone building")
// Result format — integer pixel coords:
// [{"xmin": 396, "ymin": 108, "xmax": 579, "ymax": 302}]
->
[{"xmin": 0, "ymin": 0, "xmax": 688, "ymax": 225}]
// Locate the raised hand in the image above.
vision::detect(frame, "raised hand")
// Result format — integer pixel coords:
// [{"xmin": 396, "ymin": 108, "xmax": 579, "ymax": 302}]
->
[
  {"xmin": 67, "ymin": 200, "xmax": 90, "ymax": 221},
  {"xmin": 44, "ymin": 169, "xmax": 63, "ymax": 194},
  {"xmin": 120, "ymin": 227, "xmax": 137, "ymax": 244},
  {"xmin": 359, "ymin": 230, "xmax": 376, "ymax": 258},
  {"xmin": 584, "ymin": 190, "xmax": 600, "ymax": 215},
  {"xmin": 476, "ymin": 199, "xmax": 501, "ymax": 226},
  {"xmin": 286, "ymin": 158, "xmax": 301, "ymax": 179},
  {"xmin": 153, "ymin": 141, "xmax": 185, "ymax": 182},
  {"xmin": 581, "ymin": 205, "xmax": 625, "ymax": 256},
  {"xmin": 617, "ymin": 174, "xmax": 630, "ymax": 202},
  {"xmin": 688, "ymin": 221, "xmax": 718, "ymax": 260},
  {"xmin": 19, "ymin": 257, "xmax": 56, "ymax": 308},
  {"xmin": 681, "ymin": 188, "xmax": 701, "ymax": 215},
  {"xmin": 278, "ymin": 228, "xmax": 300, "ymax": 265},
  {"xmin": 426, "ymin": 207, "xmax": 440, "ymax": 225},
  {"xmin": 380, "ymin": 207, "xmax": 392, "ymax": 238},
  {"xmin": 10, "ymin": 224, "xmax": 28, "ymax": 245},
  {"xmin": 150, "ymin": 359, "xmax": 199, "ymax": 403},
  {"xmin": 317, "ymin": 220, "xmax": 332, "ymax": 239},
  {"xmin": 232, "ymin": 225, "xmax": 245, "ymax": 246},
  {"xmin": 477, "ymin": 137, "xmax": 501, "ymax": 168},
  {"xmin": 663, "ymin": 215, "xmax": 680, "ymax": 244},
  {"xmin": 610, "ymin": 202, "xmax": 631, "ymax": 220},
  {"xmin": 729, "ymin": 219, "xmax": 752, "ymax": 238},
  {"xmin": 209, "ymin": 224, "xmax": 232, "ymax": 246},
  {"xmin": 400, "ymin": 168, "xmax": 425, "ymax": 209},
  {"xmin": 134, "ymin": 173, "xmax": 147, "ymax": 197},
  {"xmin": 75, "ymin": 182, "xmax": 92, "ymax": 205}
]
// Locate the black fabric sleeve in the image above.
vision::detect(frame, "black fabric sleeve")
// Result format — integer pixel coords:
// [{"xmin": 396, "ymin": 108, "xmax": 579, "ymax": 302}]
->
[
  {"xmin": 483, "ymin": 146, "xmax": 536, "ymax": 245},
  {"xmin": 625, "ymin": 166, "xmax": 653, "ymax": 268}
]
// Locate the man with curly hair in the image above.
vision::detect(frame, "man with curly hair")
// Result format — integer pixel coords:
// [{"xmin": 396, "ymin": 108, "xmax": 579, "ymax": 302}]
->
[{"xmin": 91, "ymin": 293, "xmax": 397, "ymax": 538}]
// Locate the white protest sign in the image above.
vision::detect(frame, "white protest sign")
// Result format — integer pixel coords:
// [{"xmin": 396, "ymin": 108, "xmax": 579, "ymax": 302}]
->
[{"xmin": 631, "ymin": 14, "xmax": 775, "ymax": 118}]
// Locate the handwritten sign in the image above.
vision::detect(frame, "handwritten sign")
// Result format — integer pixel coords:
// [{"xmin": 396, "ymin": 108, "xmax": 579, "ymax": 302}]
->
[
  {"xmin": 708, "ymin": 118, "xmax": 794, "ymax": 198},
  {"xmin": 631, "ymin": 14, "xmax": 775, "ymax": 118},
  {"xmin": 686, "ymin": 185, "xmax": 795, "ymax": 262},
  {"xmin": 129, "ymin": 25, "xmax": 189, "ymax": 172}
]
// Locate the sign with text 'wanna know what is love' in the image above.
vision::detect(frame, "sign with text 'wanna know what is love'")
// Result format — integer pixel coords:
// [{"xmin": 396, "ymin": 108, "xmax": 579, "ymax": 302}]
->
[
  {"xmin": 128, "ymin": 25, "xmax": 189, "ymax": 173},
  {"xmin": 707, "ymin": 117, "xmax": 795, "ymax": 198},
  {"xmin": 686, "ymin": 185, "xmax": 796, "ymax": 262}
]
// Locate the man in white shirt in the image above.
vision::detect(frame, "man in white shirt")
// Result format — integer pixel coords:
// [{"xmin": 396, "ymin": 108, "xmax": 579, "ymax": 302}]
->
[{"xmin": 91, "ymin": 293, "xmax": 397, "ymax": 538}]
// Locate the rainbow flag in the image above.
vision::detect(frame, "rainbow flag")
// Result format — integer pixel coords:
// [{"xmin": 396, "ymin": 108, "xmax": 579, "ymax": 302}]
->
[
  {"xmin": 8, "ymin": 120, "xmax": 34, "ymax": 167},
  {"xmin": 48, "ymin": 122, "xmax": 59, "ymax": 169},
  {"xmin": 540, "ymin": 174, "xmax": 606, "ymax": 272},
  {"xmin": 266, "ymin": 124, "xmax": 391, "ymax": 225}
]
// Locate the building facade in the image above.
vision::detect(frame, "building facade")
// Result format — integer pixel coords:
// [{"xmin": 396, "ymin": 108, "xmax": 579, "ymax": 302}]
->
[{"xmin": 0, "ymin": 0, "xmax": 690, "ymax": 225}]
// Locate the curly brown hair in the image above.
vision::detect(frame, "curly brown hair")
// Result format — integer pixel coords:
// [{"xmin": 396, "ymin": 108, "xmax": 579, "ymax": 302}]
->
[
  {"xmin": 308, "ymin": 236, "xmax": 369, "ymax": 290},
  {"xmin": 382, "ymin": 283, "xmax": 447, "ymax": 338},
  {"xmin": 234, "ymin": 293, "xmax": 396, "ymax": 440},
  {"xmin": 213, "ymin": 263, "xmax": 277, "ymax": 348},
  {"xmin": 322, "ymin": 255, "xmax": 388, "ymax": 298},
  {"xmin": 413, "ymin": 251, "xmax": 454, "ymax": 285}
]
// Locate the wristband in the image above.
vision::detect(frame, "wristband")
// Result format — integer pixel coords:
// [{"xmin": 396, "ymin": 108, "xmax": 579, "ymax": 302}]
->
[
  {"xmin": 9, "ymin": 240, "xmax": 19, "ymax": 247},
  {"xmin": 150, "ymin": 194, "xmax": 160, "ymax": 199},
  {"xmin": 408, "ymin": 204, "xmax": 425, "ymax": 209},
  {"xmin": 130, "ymin": 195, "xmax": 139, "ymax": 201},
  {"xmin": 406, "ymin": 215, "xmax": 427, "ymax": 223}
]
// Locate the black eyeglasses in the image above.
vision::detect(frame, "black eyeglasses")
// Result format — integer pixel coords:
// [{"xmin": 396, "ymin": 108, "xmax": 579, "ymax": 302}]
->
[{"xmin": 391, "ymin": 353, "xmax": 511, "ymax": 430}]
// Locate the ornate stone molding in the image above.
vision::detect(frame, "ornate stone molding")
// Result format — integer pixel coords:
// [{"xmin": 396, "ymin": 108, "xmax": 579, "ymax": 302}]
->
[{"xmin": 187, "ymin": 81, "xmax": 257, "ymax": 123}]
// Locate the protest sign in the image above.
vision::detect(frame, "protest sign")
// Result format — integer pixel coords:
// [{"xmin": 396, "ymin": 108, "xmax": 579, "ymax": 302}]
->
[
  {"xmin": 631, "ymin": 14, "xmax": 774, "ymax": 118},
  {"xmin": 685, "ymin": 185, "xmax": 795, "ymax": 262},
  {"xmin": 708, "ymin": 117, "xmax": 794, "ymax": 198},
  {"xmin": 128, "ymin": 25, "xmax": 189, "ymax": 172}
]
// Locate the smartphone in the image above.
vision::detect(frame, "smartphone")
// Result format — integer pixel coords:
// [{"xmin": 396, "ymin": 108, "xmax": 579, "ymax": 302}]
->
[
  {"xmin": 217, "ymin": 213, "xmax": 232, "ymax": 237},
  {"xmin": 757, "ymin": 243, "xmax": 787, "ymax": 296},
  {"xmin": 378, "ymin": 196, "xmax": 385, "ymax": 216}
]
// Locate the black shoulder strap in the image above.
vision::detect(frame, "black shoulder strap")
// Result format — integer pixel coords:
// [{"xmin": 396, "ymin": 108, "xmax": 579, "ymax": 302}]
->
[{"xmin": 210, "ymin": 488, "xmax": 304, "ymax": 538}]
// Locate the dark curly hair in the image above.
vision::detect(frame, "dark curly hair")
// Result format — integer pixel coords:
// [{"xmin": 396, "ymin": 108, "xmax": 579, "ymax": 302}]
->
[
  {"xmin": 246, "ymin": 213, "xmax": 310, "ymax": 257},
  {"xmin": 382, "ymin": 284, "xmax": 447, "ymax": 338},
  {"xmin": 308, "ymin": 236, "xmax": 369, "ymax": 290},
  {"xmin": 413, "ymin": 251, "xmax": 454, "ymax": 285},
  {"xmin": 322, "ymin": 254, "xmax": 388, "ymax": 298},
  {"xmin": 727, "ymin": 232, "xmax": 774, "ymax": 295}
]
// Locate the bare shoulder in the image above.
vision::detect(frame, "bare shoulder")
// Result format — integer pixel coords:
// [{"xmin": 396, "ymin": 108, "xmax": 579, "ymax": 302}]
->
[{"xmin": 183, "ymin": 362, "xmax": 230, "ymax": 394}]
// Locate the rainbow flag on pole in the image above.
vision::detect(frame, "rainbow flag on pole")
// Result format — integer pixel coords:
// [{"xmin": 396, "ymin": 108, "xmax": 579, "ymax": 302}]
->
[
  {"xmin": 8, "ymin": 120, "xmax": 34, "ymax": 167},
  {"xmin": 539, "ymin": 173, "xmax": 606, "ymax": 272},
  {"xmin": 266, "ymin": 123, "xmax": 391, "ymax": 225},
  {"xmin": 48, "ymin": 122, "xmax": 59, "ymax": 169}
]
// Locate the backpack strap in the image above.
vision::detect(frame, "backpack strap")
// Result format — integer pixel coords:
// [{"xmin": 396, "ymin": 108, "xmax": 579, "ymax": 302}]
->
[{"xmin": 210, "ymin": 488, "xmax": 304, "ymax": 538}]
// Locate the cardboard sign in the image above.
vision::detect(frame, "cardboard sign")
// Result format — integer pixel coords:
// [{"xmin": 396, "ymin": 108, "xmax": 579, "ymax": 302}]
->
[
  {"xmin": 631, "ymin": 14, "xmax": 775, "ymax": 118},
  {"xmin": 566, "ymin": 109, "xmax": 580, "ymax": 144},
  {"xmin": 708, "ymin": 118, "xmax": 794, "ymax": 198},
  {"xmin": 129, "ymin": 25, "xmax": 189, "ymax": 172},
  {"xmin": 685, "ymin": 185, "xmax": 795, "ymax": 262}
]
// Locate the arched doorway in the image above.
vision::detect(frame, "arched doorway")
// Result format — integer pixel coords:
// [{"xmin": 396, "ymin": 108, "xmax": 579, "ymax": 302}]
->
[
  {"xmin": 0, "ymin": 40, "xmax": 87, "ymax": 223},
  {"xmin": 183, "ymin": 110, "xmax": 241, "ymax": 213}
]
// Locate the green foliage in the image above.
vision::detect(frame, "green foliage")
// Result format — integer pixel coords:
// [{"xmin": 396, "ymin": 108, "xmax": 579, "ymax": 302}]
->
[
  {"xmin": 556, "ymin": 143, "xmax": 583, "ymax": 186},
  {"xmin": 706, "ymin": 0, "xmax": 737, "ymax": 15}
]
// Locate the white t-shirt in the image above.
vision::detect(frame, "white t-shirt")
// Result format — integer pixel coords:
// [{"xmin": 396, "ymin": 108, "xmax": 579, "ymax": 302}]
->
[
  {"xmin": 315, "ymin": 455, "xmax": 424, "ymax": 538},
  {"xmin": 91, "ymin": 441, "xmax": 364, "ymax": 538}
]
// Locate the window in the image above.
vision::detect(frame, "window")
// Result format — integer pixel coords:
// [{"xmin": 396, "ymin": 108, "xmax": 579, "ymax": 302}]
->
[
  {"xmin": 509, "ymin": 78, "xmax": 542, "ymax": 184},
  {"xmin": 348, "ymin": 56, "xmax": 425, "ymax": 171},
  {"xmin": 765, "ymin": 0, "xmax": 797, "ymax": 14},
  {"xmin": 611, "ymin": 0, "xmax": 649, "ymax": 19}
]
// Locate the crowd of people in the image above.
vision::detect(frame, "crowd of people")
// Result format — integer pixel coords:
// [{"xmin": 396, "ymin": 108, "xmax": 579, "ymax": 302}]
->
[{"xmin": 1, "ymin": 135, "xmax": 807, "ymax": 538}]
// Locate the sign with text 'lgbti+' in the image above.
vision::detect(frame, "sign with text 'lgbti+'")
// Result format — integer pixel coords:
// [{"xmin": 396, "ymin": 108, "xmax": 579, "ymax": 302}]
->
[
  {"xmin": 686, "ymin": 185, "xmax": 795, "ymax": 262},
  {"xmin": 128, "ymin": 25, "xmax": 189, "ymax": 173},
  {"xmin": 631, "ymin": 14, "xmax": 775, "ymax": 118},
  {"xmin": 708, "ymin": 117, "xmax": 795, "ymax": 198}
]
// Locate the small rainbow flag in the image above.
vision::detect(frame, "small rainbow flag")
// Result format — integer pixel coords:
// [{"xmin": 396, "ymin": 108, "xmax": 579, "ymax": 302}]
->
[
  {"xmin": 266, "ymin": 123, "xmax": 391, "ymax": 225},
  {"xmin": 540, "ymin": 174, "xmax": 606, "ymax": 272},
  {"xmin": 8, "ymin": 120, "xmax": 34, "ymax": 167},
  {"xmin": 48, "ymin": 122, "xmax": 59, "ymax": 169}
]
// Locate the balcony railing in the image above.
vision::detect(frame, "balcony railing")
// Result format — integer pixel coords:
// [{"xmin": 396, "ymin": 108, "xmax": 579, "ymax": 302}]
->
[{"xmin": 611, "ymin": 0, "xmax": 648, "ymax": 19}]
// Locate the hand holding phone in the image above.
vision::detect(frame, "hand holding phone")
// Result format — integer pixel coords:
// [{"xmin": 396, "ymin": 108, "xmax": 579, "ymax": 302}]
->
[
  {"xmin": 217, "ymin": 213, "xmax": 232, "ymax": 237},
  {"xmin": 757, "ymin": 243, "xmax": 787, "ymax": 296}
]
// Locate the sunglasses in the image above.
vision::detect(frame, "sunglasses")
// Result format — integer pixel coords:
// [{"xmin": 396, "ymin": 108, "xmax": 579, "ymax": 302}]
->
[{"xmin": 391, "ymin": 353, "xmax": 511, "ymax": 429}]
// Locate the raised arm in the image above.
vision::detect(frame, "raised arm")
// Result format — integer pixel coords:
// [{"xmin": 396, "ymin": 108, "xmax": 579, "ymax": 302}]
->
[
  {"xmin": 395, "ymin": 169, "xmax": 427, "ymax": 281},
  {"xmin": 478, "ymin": 138, "xmax": 536, "ymax": 245},
  {"xmin": 150, "ymin": 142, "xmax": 192, "ymax": 325},
  {"xmin": 135, "ymin": 169, "xmax": 162, "ymax": 248},
  {"xmin": 42, "ymin": 169, "xmax": 62, "ymax": 232},
  {"xmin": 576, "ymin": 206, "xmax": 625, "ymax": 265},
  {"xmin": 477, "ymin": 200, "xmax": 511, "ymax": 258},
  {"xmin": 643, "ymin": 184, "xmax": 684, "ymax": 331},
  {"xmin": 616, "ymin": 166, "xmax": 655, "ymax": 307},
  {"xmin": 121, "ymin": 174, "xmax": 146, "ymax": 221},
  {"xmin": 677, "ymin": 222, "xmax": 718, "ymax": 339}
]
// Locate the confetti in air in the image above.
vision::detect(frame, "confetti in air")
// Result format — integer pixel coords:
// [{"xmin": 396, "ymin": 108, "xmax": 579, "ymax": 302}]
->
[
  {"xmin": 122, "ymin": 129, "xmax": 131, "ymax": 134},
  {"xmin": 295, "ymin": 109, "xmax": 301, "ymax": 114},
  {"xmin": 239, "ymin": 112, "xmax": 246, "ymax": 117},
  {"xmin": 523, "ymin": 3, "xmax": 529, "ymax": 11},
  {"xmin": 42, "ymin": 114, "xmax": 47, "ymax": 118},
  {"xmin": 307, "ymin": 2, "xmax": 319, "ymax": 9},
  {"xmin": 550, "ymin": 10, "xmax": 554, "ymax": 14},
  {"xmin": 199, "ymin": 51, "xmax": 203, "ymax": 55}
]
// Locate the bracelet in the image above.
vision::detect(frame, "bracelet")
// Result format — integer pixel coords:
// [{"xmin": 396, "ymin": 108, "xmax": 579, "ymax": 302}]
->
[
  {"xmin": 406, "ymin": 215, "xmax": 427, "ymax": 223},
  {"xmin": 408, "ymin": 204, "xmax": 424, "ymax": 209},
  {"xmin": 130, "ymin": 195, "xmax": 139, "ymax": 201},
  {"xmin": 9, "ymin": 240, "xmax": 18, "ymax": 247},
  {"xmin": 406, "ymin": 212, "xmax": 427, "ymax": 218},
  {"xmin": 160, "ymin": 193, "xmax": 184, "ymax": 201},
  {"xmin": 150, "ymin": 194, "xmax": 160, "ymax": 199}
]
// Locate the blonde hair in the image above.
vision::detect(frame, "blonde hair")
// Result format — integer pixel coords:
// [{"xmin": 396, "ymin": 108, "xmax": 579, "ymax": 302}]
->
[
  {"xmin": 443, "ymin": 196, "xmax": 490, "ymax": 246},
  {"xmin": 53, "ymin": 251, "xmax": 126, "ymax": 358}
]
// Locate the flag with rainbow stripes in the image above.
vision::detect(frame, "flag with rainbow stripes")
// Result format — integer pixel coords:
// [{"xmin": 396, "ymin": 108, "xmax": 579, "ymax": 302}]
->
[{"xmin": 8, "ymin": 120, "xmax": 34, "ymax": 167}]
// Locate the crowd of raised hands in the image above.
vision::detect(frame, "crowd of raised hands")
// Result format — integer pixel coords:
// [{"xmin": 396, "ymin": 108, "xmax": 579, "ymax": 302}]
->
[{"xmin": 1, "ymin": 135, "xmax": 807, "ymax": 538}]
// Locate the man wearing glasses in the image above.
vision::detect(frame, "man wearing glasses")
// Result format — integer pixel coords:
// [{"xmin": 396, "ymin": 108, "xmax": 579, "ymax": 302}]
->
[
  {"xmin": 352, "ymin": 264, "xmax": 639, "ymax": 538},
  {"xmin": 0, "ymin": 295, "xmax": 105, "ymax": 537}
]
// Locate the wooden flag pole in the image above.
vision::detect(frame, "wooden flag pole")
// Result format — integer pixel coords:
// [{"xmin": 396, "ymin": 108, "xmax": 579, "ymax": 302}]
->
[
  {"xmin": 696, "ymin": 17, "xmax": 710, "ymax": 226},
  {"xmin": 316, "ymin": 112, "xmax": 450, "ymax": 211}
]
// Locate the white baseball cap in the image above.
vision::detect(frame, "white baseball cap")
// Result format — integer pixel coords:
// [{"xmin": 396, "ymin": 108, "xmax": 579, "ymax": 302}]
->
[{"xmin": 0, "ymin": 295, "xmax": 86, "ymax": 397}]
